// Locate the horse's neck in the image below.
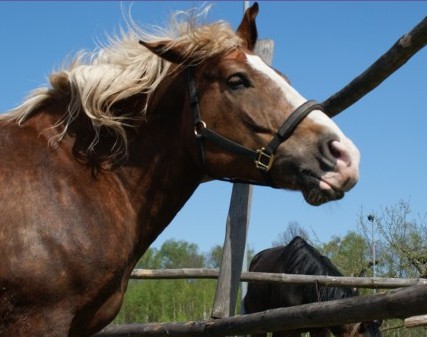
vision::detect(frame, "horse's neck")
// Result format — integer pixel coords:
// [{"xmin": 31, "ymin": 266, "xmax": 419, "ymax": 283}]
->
[
  {"xmin": 13, "ymin": 72, "xmax": 203, "ymax": 267},
  {"xmin": 117, "ymin": 134, "xmax": 202, "ymax": 249},
  {"xmin": 111, "ymin": 77, "xmax": 204, "ymax": 261}
]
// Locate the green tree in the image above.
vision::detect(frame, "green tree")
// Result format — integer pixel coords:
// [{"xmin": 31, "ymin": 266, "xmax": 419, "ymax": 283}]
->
[
  {"xmin": 206, "ymin": 244, "xmax": 255, "ymax": 271},
  {"xmin": 135, "ymin": 247, "xmax": 162, "ymax": 269},
  {"xmin": 158, "ymin": 239, "xmax": 205, "ymax": 268},
  {"xmin": 114, "ymin": 239, "xmax": 217, "ymax": 324},
  {"xmin": 205, "ymin": 244, "xmax": 223, "ymax": 268},
  {"xmin": 320, "ymin": 231, "xmax": 373, "ymax": 278}
]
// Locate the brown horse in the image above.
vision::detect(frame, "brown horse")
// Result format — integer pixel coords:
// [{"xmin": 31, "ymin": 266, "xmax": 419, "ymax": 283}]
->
[
  {"xmin": 0, "ymin": 4, "xmax": 360, "ymax": 337},
  {"xmin": 243, "ymin": 237, "xmax": 382, "ymax": 337}
]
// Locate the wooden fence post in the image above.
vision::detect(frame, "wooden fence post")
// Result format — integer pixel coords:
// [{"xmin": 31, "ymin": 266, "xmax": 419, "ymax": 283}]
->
[
  {"xmin": 211, "ymin": 183, "xmax": 253, "ymax": 318},
  {"xmin": 210, "ymin": 39, "xmax": 275, "ymax": 319}
]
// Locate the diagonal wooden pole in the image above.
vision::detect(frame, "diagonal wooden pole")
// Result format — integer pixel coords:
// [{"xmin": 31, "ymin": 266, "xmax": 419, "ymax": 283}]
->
[{"xmin": 322, "ymin": 16, "xmax": 427, "ymax": 117}]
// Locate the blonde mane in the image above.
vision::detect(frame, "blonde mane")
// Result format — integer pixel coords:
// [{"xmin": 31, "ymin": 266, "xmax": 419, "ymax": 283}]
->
[{"xmin": 4, "ymin": 8, "xmax": 242, "ymax": 164}]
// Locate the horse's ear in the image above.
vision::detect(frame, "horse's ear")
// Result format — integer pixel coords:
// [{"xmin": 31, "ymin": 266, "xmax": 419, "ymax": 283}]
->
[
  {"xmin": 139, "ymin": 40, "xmax": 185, "ymax": 64},
  {"xmin": 236, "ymin": 2, "xmax": 259, "ymax": 51}
]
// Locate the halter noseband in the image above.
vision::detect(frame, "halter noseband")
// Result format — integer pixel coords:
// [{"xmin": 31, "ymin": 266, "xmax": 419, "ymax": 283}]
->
[{"xmin": 187, "ymin": 67, "xmax": 324, "ymax": 186}]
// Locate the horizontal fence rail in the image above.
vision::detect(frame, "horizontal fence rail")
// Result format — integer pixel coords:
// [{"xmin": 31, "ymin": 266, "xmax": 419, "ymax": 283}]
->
[
  {"xmin": 404, "ymin": 314, "xmax": 427, "ymax": 328},
  {"xmin": 95, "ymin": 285, "xmax": 427, "ymax": 337},
  {"xmin": 131, "ymin": 268, "xmax": 427, "ymax": 289}
]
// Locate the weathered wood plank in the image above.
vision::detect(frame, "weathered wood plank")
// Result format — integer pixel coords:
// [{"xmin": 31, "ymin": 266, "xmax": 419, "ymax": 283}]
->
[
  {"xmin": 131, "ymin": 268, "xmax": 427, "ymax": 289},
  {"xmin": 211, "ymin": 183, "xmax": 253, "ymax": 318},
  {"xmin": 404, "ymin": 314, "xmax": 427, "ymax": 328},
  {"xmin": 95, "ymin": 285, "xmax": 427, "ymax": 337}
]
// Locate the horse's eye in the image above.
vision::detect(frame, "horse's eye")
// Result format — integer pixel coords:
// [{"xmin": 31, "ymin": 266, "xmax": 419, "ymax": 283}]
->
[{"xmin": 227, "ymin": 74, "xmax": 250, "ymax": 90}]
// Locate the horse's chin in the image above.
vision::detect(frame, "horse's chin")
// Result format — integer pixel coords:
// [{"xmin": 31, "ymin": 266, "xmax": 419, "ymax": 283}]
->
[
  {"xmin": 302, "ymin": 188, "xmax": 344, "ymax": 206},
  {"xmin": 300, "ymin": 175, "xmax": 345, "ymax": 206}
]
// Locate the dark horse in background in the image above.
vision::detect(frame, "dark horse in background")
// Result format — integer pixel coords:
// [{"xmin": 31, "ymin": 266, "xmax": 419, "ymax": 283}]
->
[
  {"xmin": 0, "ymin": 3, "xmax": 360, "ymax": 336},
  {"xmin": 243, "ymin": 236, "xmax": 382, "ymax": 337}
]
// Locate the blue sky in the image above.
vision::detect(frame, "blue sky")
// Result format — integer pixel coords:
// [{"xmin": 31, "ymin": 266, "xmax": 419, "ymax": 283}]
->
[{"xmin": 1, "ymin": 1, "xmax": 427, "ymax": 254}]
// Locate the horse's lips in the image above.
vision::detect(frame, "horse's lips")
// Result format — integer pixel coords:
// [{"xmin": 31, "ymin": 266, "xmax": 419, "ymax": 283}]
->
[
  {"xmin": 319, "ymin": 178, "xmax": 345, "ymax": 199},
  {"xmin": 300, "ymin": 169, "xmax": 336, "ymax": 192},
  {"xmin": 319, "ymin": 180, "xmax": 333, "ymax": 191}
]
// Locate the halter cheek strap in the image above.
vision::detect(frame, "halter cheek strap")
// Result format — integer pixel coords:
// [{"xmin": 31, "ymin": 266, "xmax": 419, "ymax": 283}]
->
[{"xmin": 187, "ymin": 67, "xmax": 323, "ymax": 187}]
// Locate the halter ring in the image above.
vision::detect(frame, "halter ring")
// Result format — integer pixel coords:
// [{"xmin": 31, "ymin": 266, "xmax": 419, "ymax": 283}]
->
[{"xmin": 194, "ymin": 121, "xmax": 207, "ymax": 136}]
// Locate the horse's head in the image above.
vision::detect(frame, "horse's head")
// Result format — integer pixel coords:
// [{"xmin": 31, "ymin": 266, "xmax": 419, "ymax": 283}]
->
[{"xmin": 140, "ymin": 3, "xmax": 360, "ymax": 206}]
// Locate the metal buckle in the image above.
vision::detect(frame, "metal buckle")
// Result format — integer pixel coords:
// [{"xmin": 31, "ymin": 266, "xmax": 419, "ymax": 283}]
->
[{"xmin": 255, "ymin": 147, "xmax": 274, "ymax": 171}]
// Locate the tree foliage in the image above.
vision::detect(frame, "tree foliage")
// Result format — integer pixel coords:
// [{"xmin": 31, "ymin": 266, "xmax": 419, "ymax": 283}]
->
[
  {"xmin": 205, "ymin": 244, "xmax": 223, "ymax": 269},
  {"xmin": 115, "ymin": 240, "xmax": 218, "ymax": 323},
  {"xmin": 319, "ymin": 231, "xmax": 373, "ymax": 277}
]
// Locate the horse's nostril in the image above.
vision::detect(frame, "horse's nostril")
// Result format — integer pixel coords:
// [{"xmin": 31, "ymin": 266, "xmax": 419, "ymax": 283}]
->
[
  {"xmin": 318, "ymin": 138, "xmax": 339, "ymax": 170},
  {"xmin": 329, "ymin": 140, "xmax": 351, "ymax": 165},
  {"xmin": 319, "ymin": 139, "xmax": 352, "ymax": 171},
  {"xmin": 329, "ymin": 140, "xmax": 342, "ymax": 159}
]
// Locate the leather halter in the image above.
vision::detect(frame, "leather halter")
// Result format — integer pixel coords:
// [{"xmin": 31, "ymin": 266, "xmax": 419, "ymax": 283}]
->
[{"xmin": 187, "ymin": 67, "xmax": 324, "ymax": 186}]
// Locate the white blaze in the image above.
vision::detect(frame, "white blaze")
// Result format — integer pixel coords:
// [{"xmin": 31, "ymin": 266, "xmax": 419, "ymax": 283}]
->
[{"xmin": 245, "ymin": 54, "xmax": 346, "ymax": 139}]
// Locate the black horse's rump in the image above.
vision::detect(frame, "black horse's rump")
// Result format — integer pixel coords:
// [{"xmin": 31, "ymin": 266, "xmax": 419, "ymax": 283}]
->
[{"xmin": 243, "ymin": 236, "xmax": 382, "ymax": 337}]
